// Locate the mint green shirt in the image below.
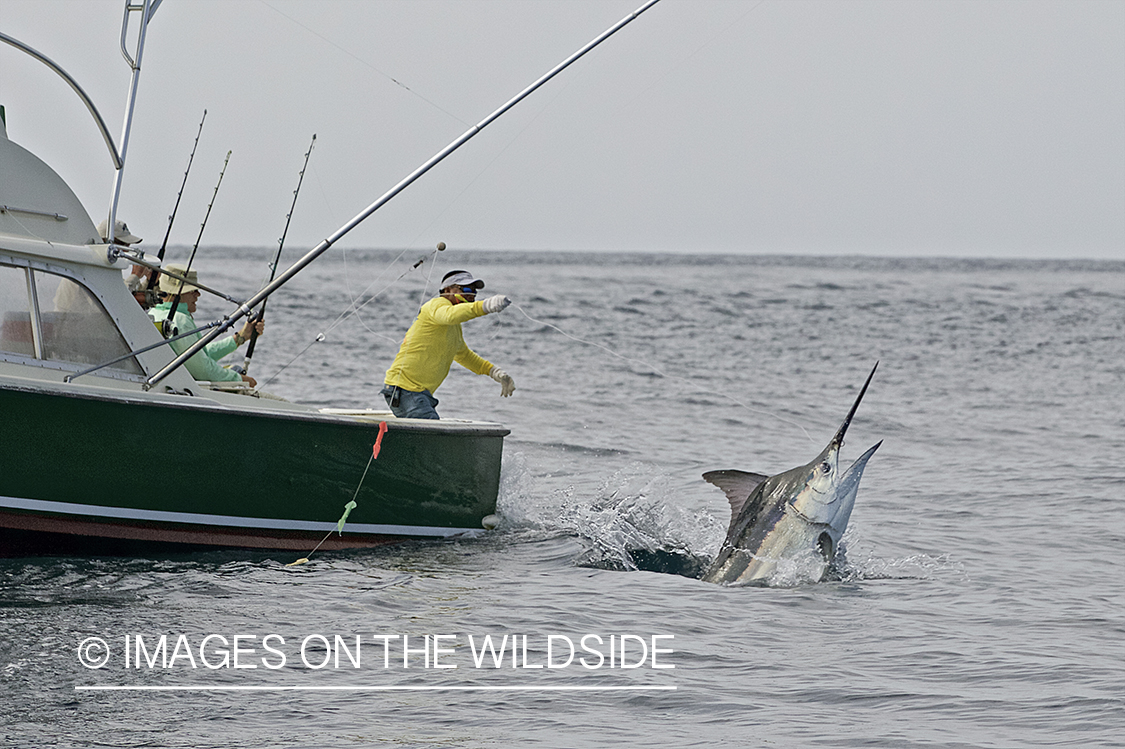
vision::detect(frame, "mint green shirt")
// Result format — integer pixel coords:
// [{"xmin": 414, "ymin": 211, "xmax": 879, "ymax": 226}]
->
[{"xmin": 148, "ymin": 302, "xmax": 242, "ymax": 383}]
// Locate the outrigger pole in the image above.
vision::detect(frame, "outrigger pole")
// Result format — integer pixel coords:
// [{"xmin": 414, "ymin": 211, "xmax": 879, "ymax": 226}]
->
[
  {"xmin": 240, "ymin": 133, "xmax": 317, "ymax": 376},
  {"xmin": 144, "ymin": 0, "xmax": 663, "ymax": 389}
]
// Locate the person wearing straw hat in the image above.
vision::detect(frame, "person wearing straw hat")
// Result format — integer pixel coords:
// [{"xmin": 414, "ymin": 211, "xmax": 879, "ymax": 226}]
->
[
  {"xmin": 147, "ymin": 263, "xmax": 265, "ymax": 387},
  {"xmin": 381, "ymin": 269, "xmax": 515, "ymax": 419}
]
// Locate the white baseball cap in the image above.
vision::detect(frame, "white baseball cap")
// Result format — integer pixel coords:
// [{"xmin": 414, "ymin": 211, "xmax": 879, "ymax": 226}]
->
[{"xmin": 96, "ymin": 218, "xmax": 142, "ymax": 245}]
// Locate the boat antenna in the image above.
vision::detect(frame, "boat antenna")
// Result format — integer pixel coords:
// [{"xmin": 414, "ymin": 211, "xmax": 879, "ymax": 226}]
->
[
  {"xmin": 239, "ymin": 133, "xmax": 316, "ymax": 376},
  {"xmin": 161, "ymin": 150, "xmax": 231, "ymax": 338},
  {"xmin": 144, "ymin": 109, "xmax": 207, "ymax": 302},
  {"xmin": 144, "ymin": 0, "xmax": 663, "ymax": 389}
]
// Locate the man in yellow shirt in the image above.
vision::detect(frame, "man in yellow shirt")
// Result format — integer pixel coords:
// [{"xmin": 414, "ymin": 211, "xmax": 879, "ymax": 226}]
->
[{"xmin": 381, "ymin": 270, "xmax": 515, "ymax": 419}]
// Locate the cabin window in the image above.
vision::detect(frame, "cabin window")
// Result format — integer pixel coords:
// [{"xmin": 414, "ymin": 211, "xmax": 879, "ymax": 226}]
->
[
  {"xmin": 0, "ymin": 262, "xmax": 142, "ymax": 377},
  {"xmin": 31, "ymin": 271, "xmax": 143, "ymax": 376},
  {"xmin": 0, "ymin": 264, "xmax": 35, "ymax": 357}
]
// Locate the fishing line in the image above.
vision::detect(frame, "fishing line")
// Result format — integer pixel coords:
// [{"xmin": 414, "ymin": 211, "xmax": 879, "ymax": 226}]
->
[
  {"xmin": 305, "ymin": 159, "xmax": 409, "ymax": 341},
  {"xmin": 257, "ymin": 1, "xmax": 469, "ymax": 127},
  {"xmin": 259, "ymin": 248, "xmax": 433, "ymax": 387},
  {"xmin": 604, "ymin": 0, "xmax": 768, "ymax": 122},
  {"xmin": 417, "ymin": 250, "xmax": 439, "ymax": 308},
  {"xmin": 0, "ymin": 211, "xmax": 43, "ymax": 242},
  {"xmin": 345, "ymin": 247, "xmax": 439, "ymax": 339},
  {"xmin": 409, "ymin": 66, "xmax": 581, "ymax": 261},
  {"xmin": 348, "ymin": 71, "xmax": 579, "ymax": 314},
  {"xmin": 287, "ymin": 422, "xmax": 389, "ymax": 566},
  {"xmin": 511, "ymin": 302, "xmax": 817, "ymax": 444},
  {"xmin": 309, "ymin": 162, "xmax": 340, "ymax": 228}
]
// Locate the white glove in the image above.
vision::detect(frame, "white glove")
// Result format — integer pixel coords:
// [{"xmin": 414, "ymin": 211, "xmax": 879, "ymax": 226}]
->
[
  {"xmin": 481, "ymin": 295, "xmax": 511, "ymax": 314},
  {"xmin": 489, "ymin": 366, "xmax": 515, "ymax": 397}
]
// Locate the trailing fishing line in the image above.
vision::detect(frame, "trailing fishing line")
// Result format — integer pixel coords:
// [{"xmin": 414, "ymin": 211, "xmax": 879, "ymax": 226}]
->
[
  {"xmin": 417, "ymin": 248, "xmax": 440, "ymax": 307},
  {"xmin": 259, "ymin": 247, "xmax": 438, "ymax": 387},
  {"xmin": 307, "ymin": 158, "xmax": 393, "ymax": 338},
  {"xmin": 337, "ymin": 247, "xmax": 439, "ymax": 333},
  {"xmin": 342, "ymin": 246, "xmax": 438, "ymax": 339},
  {"xmin": 312, "ymin": 12, "xmax": 584, "ymax": 327},
  {"xmin": 340, "ymin": 81, "xmax": 574, "ymax": 316},
  {"xmin": 0, "ymin": 211, "xmax": 41, "ymax": 242},
  {"xmin": 304, "ymin": 161, "xmax": 430, "ymax": 342},
  {"xmin": 287, "ymin": 422, "xmax": 389, "ymax": 566},
  {"xmin": 258, "ymin": 1, "xmax": 468, "ymax": 127},
  {"xmin": 342, "ymin": 75, "xmax": 576, "ymax": 315},
  {"xmin": 604, "ymin": 0, "xmax": 767, "ymax": 122},
  {"xmin": 143, "ymin": 0, "xmax": 664, "ymax": 389},
  {"xmin": 511, "ymin": 302, "xmax": 817, "ymax": 444}
]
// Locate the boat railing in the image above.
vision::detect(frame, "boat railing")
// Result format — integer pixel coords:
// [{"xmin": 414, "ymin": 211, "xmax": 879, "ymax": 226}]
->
[
  {"xmin": 0, "ymin": 0, "xmax": 164, "ymax": 245},
  {"xmin": 0, "ymin": 31, "xmax": 122, "ymax": 170}
]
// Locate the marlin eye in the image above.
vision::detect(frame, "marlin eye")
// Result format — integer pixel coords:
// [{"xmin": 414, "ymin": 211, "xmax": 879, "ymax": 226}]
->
[{"xmin": 821, "ymin": 462, "xmax": 832, "ymax": 473}]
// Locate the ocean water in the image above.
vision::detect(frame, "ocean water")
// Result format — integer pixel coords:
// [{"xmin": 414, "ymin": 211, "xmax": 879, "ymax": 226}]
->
[{"xmin": 2, "ymin": 251, "xmax": 1123, "ymax": 748}]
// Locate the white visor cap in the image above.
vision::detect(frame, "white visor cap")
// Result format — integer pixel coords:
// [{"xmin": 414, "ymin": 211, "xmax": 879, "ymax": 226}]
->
[{"xmin": 440, "ymin": 270, "xmax": 485, "ymax": 291}]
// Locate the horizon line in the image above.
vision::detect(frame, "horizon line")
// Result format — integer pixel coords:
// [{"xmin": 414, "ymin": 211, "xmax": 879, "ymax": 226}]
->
[{"xmin": 76, "ymin": 684, "xmax": 677, "ymax": 692}]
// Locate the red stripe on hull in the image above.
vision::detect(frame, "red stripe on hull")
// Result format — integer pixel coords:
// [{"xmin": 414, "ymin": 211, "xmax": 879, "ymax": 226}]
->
[{"xmin": 0, "ymin": 509, "xmax": 401, "ymax": 557}]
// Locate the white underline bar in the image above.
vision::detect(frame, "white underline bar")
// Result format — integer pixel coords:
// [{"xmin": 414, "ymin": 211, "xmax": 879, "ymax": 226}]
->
[
  {"xmin": 0, "ymin": 495, "xmax": 479, "ymax": 537},
  {"xmin": 76, "ymin": 685, "xmax": 676, "ymax": 692}
]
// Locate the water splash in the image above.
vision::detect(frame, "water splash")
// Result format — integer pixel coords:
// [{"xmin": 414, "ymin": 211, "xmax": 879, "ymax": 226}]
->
[
  {"xmin": 496, "ymin": 455, "xmax": 719, "ymax": 577},
  {"xmin": 495, "ymin": 453, "xmax": 960, "ymax": 587}
]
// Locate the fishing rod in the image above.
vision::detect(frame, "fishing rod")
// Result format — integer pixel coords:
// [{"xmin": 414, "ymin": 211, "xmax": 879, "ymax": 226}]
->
[
  {"xmin": 120, "ymin": 252, "xmax": 241, "ymax": 305},
  {"xmin": 259, "ymin": 242, "xmax": 446, "ymax": 388},
  {"xmin": 142, "ymin": 109, "xmax": 207, "ymax": 305},
  {"xmin": 160, "ymin": 150, "xmax": 230, "ymax": 338},
  {"xmin": 239, "ymin": 134, "xmax": 316, "ymax": 376},
  {"xmin": 144, "ymin": 0, "xmax": 663, "ymax": 389}
]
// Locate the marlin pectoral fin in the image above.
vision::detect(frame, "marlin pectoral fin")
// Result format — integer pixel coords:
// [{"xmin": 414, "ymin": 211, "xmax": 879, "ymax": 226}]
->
[{"xmin": 702, "ymin": 469, "xmax": 769, "ymax": 525}]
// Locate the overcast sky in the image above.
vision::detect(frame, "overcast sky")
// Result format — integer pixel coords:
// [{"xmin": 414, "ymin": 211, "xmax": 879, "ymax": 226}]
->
[{"xmin": 2, "ymin": 0, "xmax": 1122, "ymax": 259}]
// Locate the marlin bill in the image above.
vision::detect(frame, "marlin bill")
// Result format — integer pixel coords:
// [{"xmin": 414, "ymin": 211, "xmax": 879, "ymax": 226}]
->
[{"xmin": 701, "ymin": 364, "xmax": 882, "ymax": 586}]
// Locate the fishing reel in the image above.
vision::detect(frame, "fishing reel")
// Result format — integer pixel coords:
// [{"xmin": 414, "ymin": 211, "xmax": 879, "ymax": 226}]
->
[
  {"xmin": 158, "ymin": 318, "xmax": 178, "ymax": 339},
  {"xmin": 133, "ymin": 287, "xmax": 160, "ymax": 309}
]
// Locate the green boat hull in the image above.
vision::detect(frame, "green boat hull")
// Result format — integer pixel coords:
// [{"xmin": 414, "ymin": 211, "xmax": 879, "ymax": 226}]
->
[{"xmin": 0, "ymin": 385, "xmax": 507, "ymax": 556}]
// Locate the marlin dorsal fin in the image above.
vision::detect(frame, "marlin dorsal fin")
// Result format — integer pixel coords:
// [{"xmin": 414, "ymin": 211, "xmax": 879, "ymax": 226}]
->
[{"xmin": 702, "ymin": 469, "xmax": 769, "ymax": 523}]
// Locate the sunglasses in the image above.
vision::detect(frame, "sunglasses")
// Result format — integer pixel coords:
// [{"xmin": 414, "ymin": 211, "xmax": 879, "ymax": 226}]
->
[{"xmin": 457, "ymin": 286, "xmax": 478, "ymax": 295}]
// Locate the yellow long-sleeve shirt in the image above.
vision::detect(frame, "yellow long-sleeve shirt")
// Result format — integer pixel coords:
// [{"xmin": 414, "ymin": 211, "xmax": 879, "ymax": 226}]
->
[{"xmin": 384, "ymin": 296, "xmax": 494, "ymax": 394}]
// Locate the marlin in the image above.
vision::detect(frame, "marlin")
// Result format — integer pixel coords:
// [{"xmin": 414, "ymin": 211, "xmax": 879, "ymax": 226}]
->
[{"xmin": 701, "ymin": 363, "xmax": 882, "ymax": 585}]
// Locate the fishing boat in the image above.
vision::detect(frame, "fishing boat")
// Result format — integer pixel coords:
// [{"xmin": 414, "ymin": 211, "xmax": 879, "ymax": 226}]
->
[
  {"xmin": 0, "ymin": 115, "xmax": 509, "ymax": 555},
  {"xmin": 0, "ymin": 6, "xmax": 513, "ymax": 557},
  {"xmin": 0, "ymin": 0, "xmax": 659, "ymax": 558}
]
